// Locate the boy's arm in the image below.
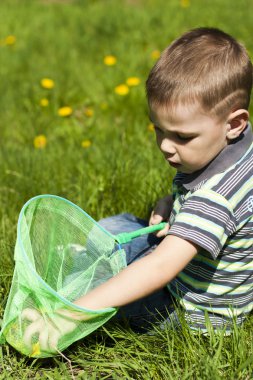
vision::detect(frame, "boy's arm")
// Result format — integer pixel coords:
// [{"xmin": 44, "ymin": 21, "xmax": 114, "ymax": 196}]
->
[
  {"xmin": 74, "ymin": 235, "xmax": 197, "ymax": 310},
  {"xmin": 22, "ymin": 235, "xmax": 197, "ymax": 351}
]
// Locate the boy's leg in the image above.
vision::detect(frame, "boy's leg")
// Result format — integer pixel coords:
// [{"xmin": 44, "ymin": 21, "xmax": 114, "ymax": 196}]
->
[
  {"xmin": 115, "ymin": 286, "xmax": 180, "ymax": 333},
  {"xmin": 99, "ymin": 213, "xmax": 162, "ymax": 264},
  {"xmin": 98, "ymin": 213, "xmax": 180, "ymax": 332}
]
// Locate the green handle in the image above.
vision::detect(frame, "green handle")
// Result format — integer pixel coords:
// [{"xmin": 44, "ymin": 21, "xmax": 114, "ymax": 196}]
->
[{"xmin": 115, "ymin": 222, "xmax": 167, "ymax": 244}]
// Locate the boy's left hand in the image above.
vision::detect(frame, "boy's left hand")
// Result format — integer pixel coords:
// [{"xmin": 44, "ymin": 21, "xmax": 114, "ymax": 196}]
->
[{"xmin": 149, "ymin": 195, "xmax": 173, "ymax": 237}]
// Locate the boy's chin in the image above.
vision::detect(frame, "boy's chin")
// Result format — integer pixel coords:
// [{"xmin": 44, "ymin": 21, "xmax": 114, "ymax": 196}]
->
[{"xmin": 177, "ymin": 167, "xmax": 195, "ymax": 174}]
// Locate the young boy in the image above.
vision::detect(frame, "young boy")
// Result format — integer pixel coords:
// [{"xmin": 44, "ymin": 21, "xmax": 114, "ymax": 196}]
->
[{"xmin": 23, "ymin": 27, "xmax": 253, "ymax": 349}]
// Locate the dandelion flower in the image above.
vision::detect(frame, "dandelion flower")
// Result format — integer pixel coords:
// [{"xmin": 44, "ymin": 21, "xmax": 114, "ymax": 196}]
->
[
  {"xmin": 151, "ymin": 50, "xmax": 161, "ymax": 60},
  {"xmin": 126, "ymin": 77, "xmax": 140, "ymax": 87},
  {"xmin": 40, "ymin": 98, "xmax": 49, "ymax": 107},
  {"xmin": 31, "ymin": 342, "xmax": 41, "ymax": 357},
  {"xmin": 148, "ymin": 123, "xmax": 155, "ymax": 132},
  {"xmin": 40, "ymin": 78, "xmax": 55, "ymax": 89},
  {"xmin": 114, "ymin": 84, "xmax": 129, "ymax": 96},
  {"xmin": 58, "ymin": 106, "xmax": 73, "ymax": 117},
  {"xmin": 180, "ymin": 0, "xmax": 190, "ymax": 7},
  {"xmin": 34, "ymin": 135, "xmax": 47, "ymax": 149},
  {"xmin": 5, "ymin": 35, "xmax": 16, "ymax": 45},
  {"xmin": 104, "ymin": 55, "xmax": 117, "ymax": 66},
  {"xmin": 81, "ymin": 139, "xmax": 92, "ymax": 148},
  {"xmin": 84, "ymin": 107, "xmax": 94, "ymax": 117}
]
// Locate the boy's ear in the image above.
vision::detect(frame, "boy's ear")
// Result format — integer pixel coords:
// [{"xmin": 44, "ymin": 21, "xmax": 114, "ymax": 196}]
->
[{"xmin": 226, "ymin": 109, "xmax": 249, "ymax": 140}]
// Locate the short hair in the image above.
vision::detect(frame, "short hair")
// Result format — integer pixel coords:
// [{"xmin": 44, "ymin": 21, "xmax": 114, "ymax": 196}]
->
[{"xmin": 146, "ymin": 27, "xmax": 253, "ymax": 121}]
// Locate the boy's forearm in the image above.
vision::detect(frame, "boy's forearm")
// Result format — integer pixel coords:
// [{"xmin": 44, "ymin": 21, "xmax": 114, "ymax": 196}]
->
[{"xmin": 74, "ymin": 235, "xmax": 197, "ymax": 310}]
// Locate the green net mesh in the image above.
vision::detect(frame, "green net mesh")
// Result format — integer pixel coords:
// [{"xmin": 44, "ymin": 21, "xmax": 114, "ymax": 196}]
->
[{"xmin": 0, "ymin": 195, "xmax": 126, "ymax": 358}]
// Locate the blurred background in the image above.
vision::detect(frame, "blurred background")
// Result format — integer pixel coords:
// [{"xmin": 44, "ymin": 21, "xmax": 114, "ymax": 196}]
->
[
  {"xmin": 1, "ymin": 0, "xmax": 253, "ymax": 257},
  {"xmin": 1, "ymin": 0, "xmax": 252, "ymax": 219}
]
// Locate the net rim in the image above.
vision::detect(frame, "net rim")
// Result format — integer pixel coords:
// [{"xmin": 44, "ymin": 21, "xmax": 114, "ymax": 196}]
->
[{"xmin": 16, "ymin": 194, "xmax": 119, "ymax": 315}]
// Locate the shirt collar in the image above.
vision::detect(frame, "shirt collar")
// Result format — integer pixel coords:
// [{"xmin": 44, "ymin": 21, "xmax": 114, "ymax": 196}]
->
[{"xmin": 179, "ymin": 122, "xmax": 253, "ymax": 191}]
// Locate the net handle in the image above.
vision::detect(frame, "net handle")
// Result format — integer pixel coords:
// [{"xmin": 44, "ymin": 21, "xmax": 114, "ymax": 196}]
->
[{"xmin": 115, "ymin": 222, "xmax": 167, "ymax": 244}]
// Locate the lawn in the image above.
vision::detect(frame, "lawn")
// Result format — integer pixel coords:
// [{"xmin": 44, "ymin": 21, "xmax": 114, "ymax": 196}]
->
[{"xmin": 0, "ymin": 0, "xmax": 253, "ymax": 378}]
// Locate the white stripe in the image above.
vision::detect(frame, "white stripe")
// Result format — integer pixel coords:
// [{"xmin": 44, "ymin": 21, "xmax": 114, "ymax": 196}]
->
[
  {"xmin": 169, "ymin": 226, "xmax": 218, "ymax": 254},
  {"xmin": 184, "ymin": 200, "xmax": 233, "ymax": 225},
  {"xmin": 217, "ymin": 158, "xmax": 253, "ymax": 195}
]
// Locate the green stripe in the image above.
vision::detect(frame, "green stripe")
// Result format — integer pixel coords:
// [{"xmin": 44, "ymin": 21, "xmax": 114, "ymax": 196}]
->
[
  {"xmin": 177, "ymin": 271, "xmax": 253, "ymax": 295},
  {"xmin": 180, "ymin": 298, "xmax": 253, "ymax": 317},
  {"xmin": 230, "ymin": 177, "xmax": 253, "ymax": 207},
  {"xmin": 175, "ymin": 213, "xmax": 227, "ymax": 241},
  {"xmin": 193, "ymin": 189, "xmax": 234, "ymax": 210},
  {"xmin": 227, "ymin": 238, "xmax": 253, "ymax": 249},
  {"xmin": 193, "ymin": 255, "xmax": 253, "ymax": 272}
]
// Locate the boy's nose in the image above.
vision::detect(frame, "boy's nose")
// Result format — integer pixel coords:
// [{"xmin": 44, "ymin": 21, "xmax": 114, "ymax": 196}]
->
[{"xmin": 160, "ymin": 138, "xmax": 176, "ymax": 155}]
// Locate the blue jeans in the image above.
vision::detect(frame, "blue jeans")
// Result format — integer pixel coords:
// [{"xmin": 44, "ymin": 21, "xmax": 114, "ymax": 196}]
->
[{"xmin": 99, "ymin": 213, "xmax": 180, "ymax": 332}]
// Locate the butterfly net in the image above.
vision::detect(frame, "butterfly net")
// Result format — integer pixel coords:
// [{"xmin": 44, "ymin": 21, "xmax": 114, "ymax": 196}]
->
[{"xmin": 0, "ymin": 195, "xmax": 126, "ymax": 357}]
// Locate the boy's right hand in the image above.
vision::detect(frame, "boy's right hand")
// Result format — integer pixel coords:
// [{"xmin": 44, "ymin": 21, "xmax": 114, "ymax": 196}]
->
[
  {"xmin": 149, "ymin": 195, "xmax": 173, "ymax": 237},
  {"xmin": 21, "ymin": 307, "xmax": 92, "ymax": 354}
]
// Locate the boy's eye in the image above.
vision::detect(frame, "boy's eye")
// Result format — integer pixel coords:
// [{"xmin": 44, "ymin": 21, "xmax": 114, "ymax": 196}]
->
[
  {"xmin": 154, "ymin": 127, "xmax": 194, "ymax": 141},
  {"xmin": 176, "ymin": 134, "xmax": 193, "ymax": 141}
]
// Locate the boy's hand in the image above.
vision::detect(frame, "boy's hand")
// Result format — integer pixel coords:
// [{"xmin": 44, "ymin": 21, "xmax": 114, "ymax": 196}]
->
[
  {"xmin": 149, "ymin": 195, "xmax": 173, "ymax": 237},
  {"xmin": 21, "ymin": 307, "xmax": 88, "ymax": 353}
]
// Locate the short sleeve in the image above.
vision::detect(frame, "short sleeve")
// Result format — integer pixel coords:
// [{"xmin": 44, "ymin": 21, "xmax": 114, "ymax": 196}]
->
[{"xmin": 167, "ymin": 189, "xmax": 237, "ymax": 259}]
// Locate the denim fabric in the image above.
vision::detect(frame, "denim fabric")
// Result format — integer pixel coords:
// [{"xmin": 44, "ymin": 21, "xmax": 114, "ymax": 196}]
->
[{"xmin": 99, "ymin": 213, "xmax": 180, "ymax": 332}]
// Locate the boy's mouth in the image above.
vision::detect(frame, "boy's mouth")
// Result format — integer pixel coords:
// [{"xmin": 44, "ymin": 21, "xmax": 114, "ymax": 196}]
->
[{"xmin": 168, "ymin": 160, "xmax": 181, "ymax": 168}]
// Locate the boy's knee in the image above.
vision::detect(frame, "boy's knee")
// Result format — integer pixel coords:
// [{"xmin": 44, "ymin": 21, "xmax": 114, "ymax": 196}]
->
[{"xmin": 98, "ymin": 213, "xmax": 137, "ymax": 235}]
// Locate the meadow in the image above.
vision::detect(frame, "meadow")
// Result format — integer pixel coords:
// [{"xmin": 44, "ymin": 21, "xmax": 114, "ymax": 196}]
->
[{"xmin": 0, "ymin": 0, "xmax": 253, "ymax": 378}]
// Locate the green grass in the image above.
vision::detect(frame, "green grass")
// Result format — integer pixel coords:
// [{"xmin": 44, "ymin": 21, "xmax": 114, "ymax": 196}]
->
[{"xmin": 0, "ymin": 0, "xmax": 253, "ymax": 378}]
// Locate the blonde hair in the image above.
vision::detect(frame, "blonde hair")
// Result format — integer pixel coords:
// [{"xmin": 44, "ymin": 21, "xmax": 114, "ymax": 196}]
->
[{"xmin": 146, "ymin": 27, "xmax": 252, "ymax": 121}]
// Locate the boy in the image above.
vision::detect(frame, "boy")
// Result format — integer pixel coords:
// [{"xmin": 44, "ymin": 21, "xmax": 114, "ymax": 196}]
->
[{"xmin": 23, "ymin": 27, "xmax": 253, "ymax": 350}]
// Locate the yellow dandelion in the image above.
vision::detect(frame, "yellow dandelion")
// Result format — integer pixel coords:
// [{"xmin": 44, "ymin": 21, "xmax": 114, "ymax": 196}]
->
[
  {"xmin": 148, "ymin": 123, "xmax": 155, "ymax": 132},
  {"xmin": 151, "ymin": 50, "xmax": 161, "ymax": 60},
  {"xmin": 31, "ymin": 342, "xmax": 41, "ymax": 357},
  {"xmin": 180, "ymin": 0, "xmax": 190, "ymax": 7},
  {"xmin": 5, "ymin": 35, "xmax": 16, "ymax": 45},
  {"xmin": 81, "ymin": 139, "xmax": 92, "ymax": 148},
  {"xmin": 58, "ymin": 106, "xmax": 73, "ymax": 117},
  {"xmin": 84, "ymin": 107, "xmax": 94, "ymax": 117},
  {"xmin": 104, "ymin": 55, "xmax": 117, "ymax": 66},
  {"xmin": 34, "ymin": 135, "xmax": 47, "ymax": 149},
  {"xmin": 126, "ymin": 77, "xmax": 141, "ymax": 87},
  {"xmin": 100, "ymin": 102, "xmax": 108, "ymax": 110},
  {"xmin": 40, "ymin": 98, "xmax": 49, "ymax": 107},
  {"xmin": 114, "ymin": 84, "xmax": 129, "ymax": 96},
  {"xmin": 40, "ymin": 78, "xmax": 55, "ymax": 89}
]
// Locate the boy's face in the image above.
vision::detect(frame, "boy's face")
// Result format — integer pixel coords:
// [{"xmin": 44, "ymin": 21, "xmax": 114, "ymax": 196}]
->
[{"xmin": 149, "ymin": 102, "xmax": 230, "ymax": 174}]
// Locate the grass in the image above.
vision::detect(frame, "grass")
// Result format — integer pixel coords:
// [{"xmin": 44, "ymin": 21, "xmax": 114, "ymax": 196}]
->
[{"xmin": 0, "ymin": 0, "xmax": 253, "ymax": 378}]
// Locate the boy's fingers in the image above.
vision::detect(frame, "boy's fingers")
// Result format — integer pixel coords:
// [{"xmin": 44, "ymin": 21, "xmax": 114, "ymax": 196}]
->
[
  {"xmin": 65, "ymin": 320, "xmax": 78, "ymax": 334},
  {"xmin": 23, "ymin": 319, "xmax": 44, "ymax": 347},
  {"xmin": 38, "ymin": 329, "xmax": 49, "ymax": 351},
  {"xmin": 57, "ymin": 308, "xmax": 78, "ymax": 319},
  {"xmin": 155, "ymin": 223, "xmax": 170, "ymax": 238},
  {"xmin": 21, "ymin": 308, "xmax": 41, "ymax": 322},
  {"xmin": 48, "ymin": 330, "xmax": 60, "ymax": 351},
  {"xmin": 149, "ymin": 211, "xmax": 163, "ymax": 225}
]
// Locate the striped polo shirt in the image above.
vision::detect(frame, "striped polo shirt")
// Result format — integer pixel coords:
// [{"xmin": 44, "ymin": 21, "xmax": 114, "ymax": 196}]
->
[{"xmin": 167, "ymin": 123, "xmax": 253, "ymax": 332}]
